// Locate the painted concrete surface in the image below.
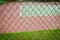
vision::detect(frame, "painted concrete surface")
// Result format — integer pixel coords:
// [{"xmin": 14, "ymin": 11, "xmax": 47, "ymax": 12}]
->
[
  {"xmin": 0, "ymin": 2, "xmax": 60, "ymax": 33},
  {"xmin": 20, "ymin": 4, "xmax": 60, "ymax": 16}
]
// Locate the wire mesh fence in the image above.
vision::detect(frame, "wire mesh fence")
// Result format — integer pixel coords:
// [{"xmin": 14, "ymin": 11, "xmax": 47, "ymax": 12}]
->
[
  {"xmin": 0, "ymin": 2, "xmax": 60, "ymax": 33},
  {"xmin": 0, "ymin": 2, "xmax": 60, "ymax": 40}
]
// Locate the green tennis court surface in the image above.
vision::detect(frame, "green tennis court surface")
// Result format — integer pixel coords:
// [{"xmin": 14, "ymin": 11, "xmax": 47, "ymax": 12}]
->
[
  {"xmin": 20, "ymin": 3, "xmax": 60, "ymax": 16},
  {"xmin": 0, "ymin": 29, "xmax": 60, "ymax": 40}
]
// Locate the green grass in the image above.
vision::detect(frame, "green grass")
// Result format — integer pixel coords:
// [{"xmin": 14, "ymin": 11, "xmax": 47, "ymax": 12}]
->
[
  {"xmin": 0, "ymin": 0, "xmax": 17, "ymax": 5},
  {"xmin": 0, "ymin": 1, "xmax": 6, "ymax": 5},
  {"xmin": 0, "ymin": 29, "xmax": 60, "ymax": 40}
]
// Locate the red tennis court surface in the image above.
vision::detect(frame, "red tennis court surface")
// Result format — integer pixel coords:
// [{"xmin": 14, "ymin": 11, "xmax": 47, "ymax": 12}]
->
[{"xmin": 0, "ymin": 2, "xmax": 60, "ymax": 33}]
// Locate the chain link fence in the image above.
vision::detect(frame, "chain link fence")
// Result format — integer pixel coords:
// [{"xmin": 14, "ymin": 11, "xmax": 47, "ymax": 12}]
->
[
  {"xmin": 0, "ymin": 2, "xmax": 60, "ymax": 33},
  {"xmin": 0, "ymin": 2, "xmax": 60, "ymax": 40}
]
